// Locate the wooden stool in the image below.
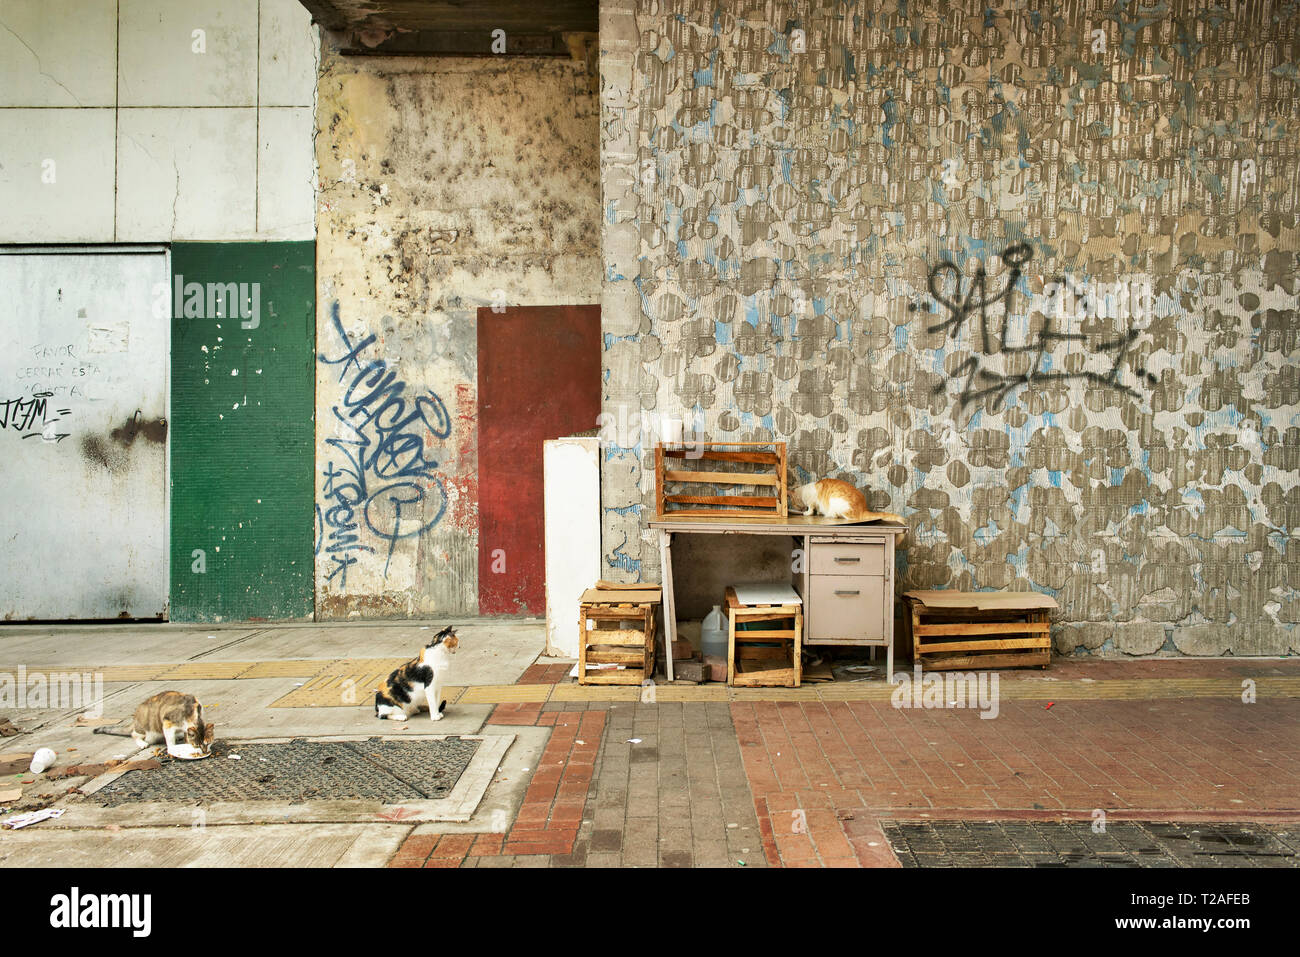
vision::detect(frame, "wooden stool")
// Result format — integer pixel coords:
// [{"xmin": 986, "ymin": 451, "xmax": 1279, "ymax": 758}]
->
[
  {"xmin": 904, "ymin": 590, "xmax": 1057, "ymax": 671},
  {"xmin": 725, "ymin": 585, "xmax": 802, "ymax": 687},
  {"xmin": 578, "ymin": 584, "xmax": 660, "ymax": 685}
]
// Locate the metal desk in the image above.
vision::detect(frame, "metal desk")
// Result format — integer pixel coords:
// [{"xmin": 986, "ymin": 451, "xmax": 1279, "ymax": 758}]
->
[{"xmin": 648, "ymin": 514, "xmax": 906, "ymax": 681}]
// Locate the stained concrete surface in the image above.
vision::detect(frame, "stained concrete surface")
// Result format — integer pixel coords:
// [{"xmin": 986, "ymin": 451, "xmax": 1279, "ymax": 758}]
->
[
  {"xmin": 0, "ymin": 823, "xmax": 409, "ymax": 868},
  {"xmin": 0, "ymin": 620, "xmax": 551, "ymax": 866}
]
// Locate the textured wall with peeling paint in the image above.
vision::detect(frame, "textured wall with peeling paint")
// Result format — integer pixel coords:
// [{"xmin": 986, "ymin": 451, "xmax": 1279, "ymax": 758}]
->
[
  {"xmin": 314, "ymin": 44, "xmax": 600, "ymax": 618},
  {"xmin": 600, "ymin": 0, "xmax": 1300, "ymax": 656}
]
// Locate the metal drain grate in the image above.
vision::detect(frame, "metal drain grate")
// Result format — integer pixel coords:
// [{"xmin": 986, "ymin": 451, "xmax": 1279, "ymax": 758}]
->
[
  {"xmin": 882, "ymin": 821, "xmax": 1300, "ymax": 868},
  {"xmin": 87, "ymin": 737, "xmax": 481, "ymax": 806}
]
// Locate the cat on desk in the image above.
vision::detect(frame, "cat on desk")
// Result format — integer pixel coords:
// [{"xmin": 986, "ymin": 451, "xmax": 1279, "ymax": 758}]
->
[{"xmin": 792, "ymin": 478, "xmax": 905, "ymax": 540}]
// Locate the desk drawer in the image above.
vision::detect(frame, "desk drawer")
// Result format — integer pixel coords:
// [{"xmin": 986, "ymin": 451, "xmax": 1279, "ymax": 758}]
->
[
  {"xmin": 807, "ymin": 575, "xmax": 884, "ymax": 641},
  {"xmin": 809, "ymin": 542, "xmax": 885, "ymax": 577}
]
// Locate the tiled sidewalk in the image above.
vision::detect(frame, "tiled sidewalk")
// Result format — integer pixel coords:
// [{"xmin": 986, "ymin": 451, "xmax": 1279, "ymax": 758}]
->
[
  {"xmin": 388, "ymin": 700, "xmax": 765, "ymax": 868},
  {"xmin": 735, "ymin": 697, "xmax": 1300, "ymax": 867},
  {"xmin": 387, "ymin": 657, "xmax": 1300, "ymax": 869}
]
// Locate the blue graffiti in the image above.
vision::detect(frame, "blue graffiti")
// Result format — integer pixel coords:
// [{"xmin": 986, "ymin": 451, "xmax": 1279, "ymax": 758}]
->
[{"xmin": 316, "ymin": 302, "xmax": 452, "ymax": 585}]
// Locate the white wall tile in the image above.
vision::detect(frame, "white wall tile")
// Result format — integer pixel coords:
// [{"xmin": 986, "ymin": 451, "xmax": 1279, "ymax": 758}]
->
[
  {"xmin": 257, "ymin": 107, "xmax": 316, "ymax": 239},
  {"xmin": 118, "ymin": 0, "xmax": 258, "ymax": 107},
  {"xmin": 0, "ymin": 0, "xmax": 118, "ymax": 107},
  {"xmin": 0, "ymin": 109, "xmax": 115, "ymax": 241},
  {"xmin": 116, "ymin": 108, "xmax": 257, "ymax": 240},
  {"xmin": 259, "ymin": 0, "xmax": 318, "ymax": 107}
]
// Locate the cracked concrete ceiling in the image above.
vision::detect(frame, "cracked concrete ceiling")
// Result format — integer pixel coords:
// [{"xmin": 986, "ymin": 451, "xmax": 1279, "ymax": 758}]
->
[{"xmin": 297, "ymin": 0, "xmax": 597, "ymax": 54}]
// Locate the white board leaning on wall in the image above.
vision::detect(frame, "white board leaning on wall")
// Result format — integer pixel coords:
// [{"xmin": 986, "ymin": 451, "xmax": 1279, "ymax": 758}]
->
[{"xmin": 544, "ymin": 437, "xmax": 601, "ymax": 658}]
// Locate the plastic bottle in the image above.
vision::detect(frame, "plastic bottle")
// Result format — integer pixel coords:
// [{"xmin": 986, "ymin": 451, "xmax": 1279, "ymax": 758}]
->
[{"xmin": 701, "ymin": 605, "xmax": 727, "ymax": 659}]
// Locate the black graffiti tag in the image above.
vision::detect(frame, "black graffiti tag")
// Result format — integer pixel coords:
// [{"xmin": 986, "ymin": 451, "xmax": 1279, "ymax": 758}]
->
[{"xmin": 915, "ymin": 244, "xmax": 1156, "ymax": 417}]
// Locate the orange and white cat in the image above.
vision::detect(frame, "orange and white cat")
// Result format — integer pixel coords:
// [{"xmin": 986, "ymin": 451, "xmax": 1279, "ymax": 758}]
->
[{"xmin": 793, "ymin": 478, "xmax": 905, "ymax": 533}]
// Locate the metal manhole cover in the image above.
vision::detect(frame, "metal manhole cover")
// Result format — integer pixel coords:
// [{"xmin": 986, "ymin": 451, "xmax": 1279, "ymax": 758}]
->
[
  {"xmin": 882, "ymin": 821, "xmax": 1300, "ymax": 868},
  {"xmin": 87, "ymin": 737, "xmax": 481, "ymax": 806}
]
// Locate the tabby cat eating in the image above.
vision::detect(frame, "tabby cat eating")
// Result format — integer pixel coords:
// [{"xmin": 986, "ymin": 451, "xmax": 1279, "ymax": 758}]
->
[{"xmin": 93, "ymin": 690, "xmax": 214, "ymax": 760}]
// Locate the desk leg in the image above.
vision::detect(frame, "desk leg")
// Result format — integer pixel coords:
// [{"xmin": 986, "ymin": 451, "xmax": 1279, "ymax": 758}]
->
[
  {"xmin": 658, "ymin": 529, "xmax": 676, "ymax": 683},
  {"xmin": 885, "ymin": 532, "xmax": 895, "ymax": 683}
]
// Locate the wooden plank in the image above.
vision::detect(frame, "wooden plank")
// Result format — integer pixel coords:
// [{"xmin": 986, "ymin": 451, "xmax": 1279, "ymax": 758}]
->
[
  {"xmin": 737, "ymin": 646, "xmax": 788, "ymax": 660},
  {"xmin": 731, "ymin": 629, "xmax": 797, "ymax": 638},
  {"xmin": 664, "ymin": 494, "xmax": 780, "ymax": 508},
  {"xmin": 906, "ymin": 589, "xmax": 1059, "ymax": 611},
  {"xmin": 595, "ymin": 580, "xmax": 662, "ymax": 592},
  {"xmin": 733, "ymin": 665, "xmax": 795, "ymax": 687},
  {"xmin": 586, "ymin": 630, "xmax": 647, "ymax": 646},
  {"xmin": 655, "ymin": 444, "xmax": 665, "ymax": 517},
  {"xmin": 663, "ymin": 470, "xmax": 780, "ymax": 486},
  {"xmin": 581, "ymin": 602, "xmax": 656, "ymax": 617},
  {"xmin": 660, "ymin": 508, "xmax": 781, "ymax": 518},
  {"xmin": 662, "ymin": 448, "xmax": 781, "ymax": 464},
  {"xmin": 659, "ymin": 528, "xmax": 676, "ymax": 683},
  {"xmin": 732, "ymin": 611, "xmax": 800, "ymax": 623},
  {"xmin": 920, "ymin": 652, "xmax": 1049, "ymax": 671},
  {"xmin": 585, "ymin": 647, "xmax": 646, "ymax": 665},
  {"xmin": 914, "ymin": 621, "xmax": 1050, "ymax": 637},
  {"xmin": 579, "ymin": 669, "xmax": 649, "ymax": 685},
  {"xmin": 918, "ymin": 637, "xmax": 1050, "ymax": 653},
  {"xmin": 577, "ymin": 607, "xmax": 588, "ymax": 685}
]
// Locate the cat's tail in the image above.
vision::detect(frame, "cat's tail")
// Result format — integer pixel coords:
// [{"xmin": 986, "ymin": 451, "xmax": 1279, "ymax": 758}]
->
[
  {"xmin": 850, "ymin": 507, "xmax": 907, "ymax": 543},
  {"xmin": 91, "ymin": 725, "xmax": 134, "ymax": 738}
]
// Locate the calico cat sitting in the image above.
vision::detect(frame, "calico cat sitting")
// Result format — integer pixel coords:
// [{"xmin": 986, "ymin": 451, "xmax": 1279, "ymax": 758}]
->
[
  {"xmin": 375, "ymin": 626, "xmax": 459, "ymax": 721},
  {"xmin": 93, "ymin": 690, "xmax": 214, "ymax": 760},
  {"xmin": 793, "ymin": 478, "xmax": 906, "ymax": 541}
]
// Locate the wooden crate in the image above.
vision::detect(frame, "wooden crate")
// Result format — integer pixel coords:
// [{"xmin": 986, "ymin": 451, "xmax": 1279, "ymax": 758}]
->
[
  {"xmin": 725, "ymin": 586, "xmax": 802, "ymax": 687},
  {"xmin": 578, "ymin": 585, "xmax": 659, "ymax": 686},
  {"xmin": 904, "ymin": 590, "xmax": 1057, "ymax": 671},
  {"xmin": 655, "ymin": 442, "xmax": 787, "ymax": 518}
]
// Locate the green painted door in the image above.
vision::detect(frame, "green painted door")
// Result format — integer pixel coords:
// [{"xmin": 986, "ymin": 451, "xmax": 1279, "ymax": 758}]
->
[{"xmin": 169, "ymin": 242, "xmax": 315, "ymax": 621}]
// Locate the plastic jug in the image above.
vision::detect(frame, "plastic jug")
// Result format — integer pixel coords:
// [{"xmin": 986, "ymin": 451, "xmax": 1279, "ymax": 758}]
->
[{"xmin": 701, "ymin": 605, "xmax": 727, "ymax": 659}]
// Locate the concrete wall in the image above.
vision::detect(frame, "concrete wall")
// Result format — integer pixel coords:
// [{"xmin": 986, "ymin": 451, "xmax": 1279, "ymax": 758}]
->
[
  {"xmin": 0, "ymin": 0, "xmax": 318, "ymax": 242},
  {"xmin": 600, "ymin": 0, "xmax": 1300, "ymax": 656},
  {"xmin": 313, "ymin": 46, "xmax": 600, "ymax": 618}
]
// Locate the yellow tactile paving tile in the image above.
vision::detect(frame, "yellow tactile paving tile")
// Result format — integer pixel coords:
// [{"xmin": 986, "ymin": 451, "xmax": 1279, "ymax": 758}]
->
[
  {"xmin": 96, "ymin": 665, "xmax": 175, "ymax": 682},
  {"xmin": 651, "ymin": 685, "xmax": 730, "ymax": 701},
  {"xmin": 550, "ymin": 684, "xmax": 640, "ymax": 701},
  {"xmin": 267, "ymin": 659, "xmax": 422, "ymax": 708},
  {"xmin": 155, "ymin": 661, "xmax": 262, "ymax": 680},
  {"xmin": 238, "ymin": 659, "xmax": 339, "ymax": 679},
  {"xmin": 459, "ymin": 684, "xmax": 551, "ymax": 704}
]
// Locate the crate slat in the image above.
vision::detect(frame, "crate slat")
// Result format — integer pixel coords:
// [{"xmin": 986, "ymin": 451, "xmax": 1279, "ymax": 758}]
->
[
  {"xmin": 915, "ymin": 621, "xmax": 1050, "ymax": 637},
  {"xmin": 585, "ymin": 647, "xmax": 648, "ymax": 665},
  {"xmin": 917, "ymin": 637, "xmax": 1051, "ymax": 653},
  {"xmin": 662, "ymin": 449, "xmax": 781, "ymax": 464},
  {"xmin": 921, "ymin": 652, "xmax": 1050, "ymax": 671},
  {"xmin": 663, "ymin": 470, "xmax": 781, "ymax": 486},
  {"xmin": 663, "ymin": 494, "xmax": 780, "ymax": 508}
]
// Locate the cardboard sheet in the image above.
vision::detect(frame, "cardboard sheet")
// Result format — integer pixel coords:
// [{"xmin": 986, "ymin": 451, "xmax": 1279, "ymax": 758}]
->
[{"xmin": 904, "ymin": 589, "xmax": 1059, "ymax": 611}]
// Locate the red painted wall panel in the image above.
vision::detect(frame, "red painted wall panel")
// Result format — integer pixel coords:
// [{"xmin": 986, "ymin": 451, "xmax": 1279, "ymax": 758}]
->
[{"xmin": 477, "ymin": 305, "xmax": 601, "ymax": 615}]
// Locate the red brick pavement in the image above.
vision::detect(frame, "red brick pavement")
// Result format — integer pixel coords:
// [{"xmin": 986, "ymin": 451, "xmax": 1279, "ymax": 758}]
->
[
  {"xmin": 734, "ymin": 697, "xmax": 1300, "ymax": 868},
  {"xmin": 389, "ymin": 708, "xmax": 604, "ymax": 867}
]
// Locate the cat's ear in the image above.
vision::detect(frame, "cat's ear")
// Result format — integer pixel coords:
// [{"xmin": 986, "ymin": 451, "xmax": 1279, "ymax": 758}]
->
[{"xmin": 203, "ymin": 724, "xmax": 215, "ymax": 744}]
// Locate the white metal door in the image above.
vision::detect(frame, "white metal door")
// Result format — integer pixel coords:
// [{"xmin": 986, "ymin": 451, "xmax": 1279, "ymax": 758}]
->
[{"xmin": 0, "ymin": 248, "xmax": 169, "ymax": 620}]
